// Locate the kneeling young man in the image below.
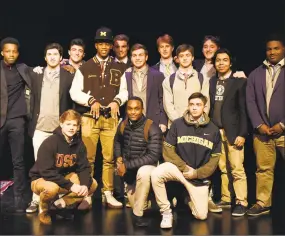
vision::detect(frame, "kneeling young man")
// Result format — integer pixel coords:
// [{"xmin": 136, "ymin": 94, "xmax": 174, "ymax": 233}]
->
[
  {"xmin": 29, "ymin": 110, "xmax": 97, "ymax": 225},
  {"xmin": 115, "ymin": 97, "xmax": 162, "ymax": 227},
  {"xmin": 151, "ymin": 93, "xmax": 221, "ymax": 228}
]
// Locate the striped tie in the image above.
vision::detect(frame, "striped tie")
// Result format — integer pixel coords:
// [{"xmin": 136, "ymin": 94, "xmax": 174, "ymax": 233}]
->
[{"xmin": 165, "ymin": 64, "xmax": 171, "ymax": 78}]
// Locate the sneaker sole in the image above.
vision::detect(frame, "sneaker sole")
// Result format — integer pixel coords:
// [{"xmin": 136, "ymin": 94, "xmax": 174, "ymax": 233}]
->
[
  {"xmin": 217, "ymin": 205, "xmax": 231, "ymax": 208},
  {"xmin": 247, "ymin": 210, "xmax": 270, "ymax": 216},
  {"xmin": 232, "ymin": 212, "xmax": 246, "ymax": 217},
  {"xmin": 160, "ymin": 225, "xmax": 173, "ymax": 229},
  {"xmin": 105, "ymin": 202, "xmax": 123, "ymax": 209},
  {"xmin": 26, "ymin": 209, "xmax": 38, "ymax": 213},
  {"xmin": 209, "ymin": 208, "xmax": 223, "ymax": 213}
]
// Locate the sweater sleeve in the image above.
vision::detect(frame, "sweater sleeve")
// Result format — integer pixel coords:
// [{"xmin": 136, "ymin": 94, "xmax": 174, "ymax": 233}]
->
[
  {"xmin": 124, "ymin": 123, "xmax": 162, "ymax": 169},
  {"xmin": 37, "ymin": 139, "xmax": 73, "ymax": 190},
  {"xmin": 162, "ymin": 122, "xmax": 188, "ymax": 172},
  {"xmin": 76, "ymin": 144, "xmax": 92, "ymax": 189}
]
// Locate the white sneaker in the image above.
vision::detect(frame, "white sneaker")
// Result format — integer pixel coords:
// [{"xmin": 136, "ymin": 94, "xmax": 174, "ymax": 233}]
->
[
  {"xmin": 208, "ymin": 199, "xmax": 222, "ymax": 213},
  {"xmin": 160, "ymin": 212, "xmax": 173, "ymax": 229},
  {"xmin": 104, "ymin": 191, "xmax": 123, "ymax": 209},
  {"xmin": 26, "ymin": 200, "xmax": 39, "ymax": 213}
]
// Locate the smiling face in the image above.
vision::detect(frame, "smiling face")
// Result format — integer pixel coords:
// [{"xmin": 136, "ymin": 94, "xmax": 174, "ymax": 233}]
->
[
  {"xmin": 131, "ymin": 48, "xmax": 148, "ymax": 69},
  {"xmin": 266, "ymin": 40, "xmax": 285, "ymax": 65},
  {"xmin": 127, "ymin": 100, "xmax": 144, "ymax": 122},
  {"xmin": 113, "ymin": 40, "xmax": 129, "ymax": 60},
  {"xmin": 60, "ymin": 119, "xmax": 79, "ymax": 139},
  {"xmin": 214, "ymin": 53, "xmax": 231, "ymax": 75},
  {"xmin": 1, "ymin": 43, "xmax": 19, "ymax": 65},
  {"xmin": 202, "ymin": 39, "xmax": 219, "ymax": 61},
  {"xmin": 69, "ymin": 45, "xmax": 85, "ymax": 64},
  {"xmin": 95, "ymin": 42, "xmax": 112, "ymax": 59}
]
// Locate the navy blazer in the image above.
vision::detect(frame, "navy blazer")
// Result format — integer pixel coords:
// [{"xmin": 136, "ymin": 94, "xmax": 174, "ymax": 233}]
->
[
  {"xmin": 246, "ymin": 64, "xmax": 285, "ymax": 138},
  {"xmin": 125, "ymin": 67, "xmax": 168, "ymax": 126},
  {"xmin": 0, "ymin": 62, "xmax": 31, "ymax": 128},
  {"xmin": 209, "ymin": 75, "xmax": 248, "ymax": 145}
]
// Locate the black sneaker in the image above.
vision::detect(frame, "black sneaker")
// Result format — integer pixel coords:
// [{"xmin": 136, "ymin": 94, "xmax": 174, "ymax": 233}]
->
[
  {"xmin": 55, "ymin": 208, "xmax": 74, "ymax": 220},
  {"xmin": 216, "ymin": 200, "xmax": 231, "ymax": 208},
  {"xmin": 14, "ymin": 196, "xmax": 26, "ymax": 213},
  {"xmin": 132, "ymin": 214, "xmax": 149, "ymax": 227},
  {"xmin": 232, "ymin": 204, "xmax": 247, "ymax": 216},
  {"xmin": 5, "ymin": 196, "xmax": 26, "ymax": 213},
  {"xmin": 247, "ymin": 204, "xmax": 270, "ymax": 216}
]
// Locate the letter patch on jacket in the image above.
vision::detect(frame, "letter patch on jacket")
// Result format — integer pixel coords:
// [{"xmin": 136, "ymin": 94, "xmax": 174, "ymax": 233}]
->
[
  {"xmin": 55, "ymin": 154, "xmax": 77, "ymax": 168},
  {"xmin": 109, "ymin": 69, "xmax": 122, "ymax": 86},
  {"xmin": 177, "ymin": 136, "xmax": 213, "ymax": 149}
]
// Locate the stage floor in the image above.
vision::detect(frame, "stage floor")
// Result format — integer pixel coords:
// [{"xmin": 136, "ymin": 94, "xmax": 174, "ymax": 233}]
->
[{"xmin": 1, "ymin": 187, "xmax": 285, "ymax": 235}]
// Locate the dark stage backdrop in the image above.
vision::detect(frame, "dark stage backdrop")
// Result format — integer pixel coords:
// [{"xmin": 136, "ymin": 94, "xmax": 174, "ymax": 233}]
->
[
  {"xmin": 0, "ymin": 1, "xmax": 285, "ymax": 75},
  {"xmin": 0, "ymin": 1, "xmax": 285, "ymax": 204}
]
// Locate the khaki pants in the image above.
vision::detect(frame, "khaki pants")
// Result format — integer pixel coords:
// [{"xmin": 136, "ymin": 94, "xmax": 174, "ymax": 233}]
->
[
  {"xmin": 81, "ymin": 115, "xmax": 117, "ymax": 192},
  {"xmin": 151, "ymin": 162, "xmax": 209, "ymax": 220},
  {"xmin": 125, "ymin": 165, "xmax": 155, "ymax": 217},
  {"xmin": 219, "ymin": 129, "xmax": 248, "ymax": 206},
  {"xmin": 31, "ymin": 173, "xmax": 97, "ymax": 213},
  {"xmin": 253, "ymin": 135, "xmax": 285, "ymax": 207}
]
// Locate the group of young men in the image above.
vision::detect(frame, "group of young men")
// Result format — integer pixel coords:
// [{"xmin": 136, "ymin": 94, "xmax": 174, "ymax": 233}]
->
[{"xmin": 0, "ymin": 26, "xmax": 284, "ymax": 229}]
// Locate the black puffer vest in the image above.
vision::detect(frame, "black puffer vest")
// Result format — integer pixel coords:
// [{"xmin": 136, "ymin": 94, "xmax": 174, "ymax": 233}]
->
[{"xmin": 122, "ymin": 116, "xmax": 148, "ymax": 163}]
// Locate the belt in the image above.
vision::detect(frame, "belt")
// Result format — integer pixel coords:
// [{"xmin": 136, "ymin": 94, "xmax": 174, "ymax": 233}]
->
[{"xmin": 82, "ymin": 107, "xmax": 112, "ymax": 119}]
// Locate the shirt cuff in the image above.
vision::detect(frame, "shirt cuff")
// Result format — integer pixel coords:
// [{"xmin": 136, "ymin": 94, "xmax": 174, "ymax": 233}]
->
[{"xmin": 256, "ymin": 124, "xmax": 263, "ymax": 129}]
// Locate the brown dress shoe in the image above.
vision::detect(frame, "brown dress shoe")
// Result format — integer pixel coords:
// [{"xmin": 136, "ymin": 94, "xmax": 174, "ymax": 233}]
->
[{"xmin": 39, "ymin": 212, "xmax": 52, "ymax": 225}]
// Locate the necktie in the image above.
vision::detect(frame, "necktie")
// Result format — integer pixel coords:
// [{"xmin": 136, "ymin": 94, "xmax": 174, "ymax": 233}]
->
[
  {"xmin": 270, "ymin": 64, "xmax": 281, "ymax": 88},
  {"xmin": 137, "ymin": 71, "xmax": 144, "ymax": 91},
  {"xmin": 100, "ymin": 61, "xmax": 105, "ymax": 71},
  {"xmin": 165, "ymin": 64, "xmax": 171, "ymax": 78}
]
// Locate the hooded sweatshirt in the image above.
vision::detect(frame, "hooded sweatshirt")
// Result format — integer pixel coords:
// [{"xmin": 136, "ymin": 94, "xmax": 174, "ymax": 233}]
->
[
  {"xmin": 29, "ymin": 127, "xmax": 92, "ymax": 190},
  {"xmin": 163, "ymin": 111, "xmax": 221, "ymax": 186}
]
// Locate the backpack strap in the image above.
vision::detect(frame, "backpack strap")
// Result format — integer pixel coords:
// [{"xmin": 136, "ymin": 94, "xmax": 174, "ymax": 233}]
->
[
  {"xmin": 170, "ymin": 72, "xmax": 203, "ymax": 91},
  {"xmin": 169, "ymin": 72, "xmax": 176, "ymax": 92},
  {"xmin": 143, "ymin": 119, "xmax": 153, "ymax": 141},
  {"xmin": 119, "ymin": 119, "xmax": 128, "ymax": 135},
  {"xmin": 198, "ymin": 72, "xmax": 204, "ymax": 90}
]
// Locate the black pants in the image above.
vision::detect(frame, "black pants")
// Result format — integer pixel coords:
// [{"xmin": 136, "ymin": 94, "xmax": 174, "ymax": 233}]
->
[
  {"xmin": 0, "ymin": 117, "xmax": 26, "ymax": 197},
  {"xmin": 114, "ymin": 173, "xmax": 125, "ymax": 198}
]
